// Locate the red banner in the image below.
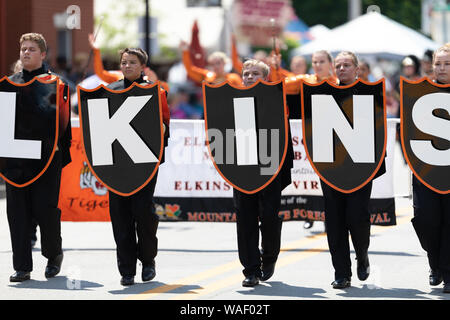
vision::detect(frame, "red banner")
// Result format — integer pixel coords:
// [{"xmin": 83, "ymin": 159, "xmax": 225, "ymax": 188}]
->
[{"xmin": 232, "ymin": 0, "xmax": 292, "ymax": 47}]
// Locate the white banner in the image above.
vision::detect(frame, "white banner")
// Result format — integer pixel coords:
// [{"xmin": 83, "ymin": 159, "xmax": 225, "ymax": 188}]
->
[
  {"xmin": 155, "ymin": 119, "xmax": 397, "ymax": 199},
  {"xmin": 62, "ymin": 118, "xmax": 397, "ymax": 224}
]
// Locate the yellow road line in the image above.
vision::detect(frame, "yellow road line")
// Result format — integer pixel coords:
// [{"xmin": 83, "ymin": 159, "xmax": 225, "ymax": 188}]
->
[
  {"xmin": 128, "ymin": 204, "xmax": 413, "ymax": 300},
  {"xmin": 126, "ymin": 259, "xmax": 241, "ymax": 300},
  {"xmin": 127, "ymin": 232, "xmax": 327, "ymax": 300},
  {"xmin": 169, "ymin": 205, "xmax": 414, "ymax": 300},
  {"xmin": 171, "ymin": 241, "xmax": 330, "ymax": 300}
]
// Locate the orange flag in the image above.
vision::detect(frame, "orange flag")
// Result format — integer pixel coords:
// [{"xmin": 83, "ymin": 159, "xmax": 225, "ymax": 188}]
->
[{"xmin": 59, "ymin": 125, "xmax": 111, "ymax": 221}]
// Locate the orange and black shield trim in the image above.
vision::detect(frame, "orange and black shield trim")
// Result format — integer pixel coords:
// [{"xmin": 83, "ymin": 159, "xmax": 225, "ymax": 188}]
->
[
  {"xmin": 77, "ymin": 82, "xmax": 164, "ymax": 196},
  {"xmin": 400, "ymin": 77, "xmax": 450, "ymax": 194},
  {"xmin": 301, "ymin": 78, "xmax": 387, "ymax": 193},
  {"xmin": 202, "ymin": 80, "xmax": 288, "ymax": 194},
  {"xmin": 0, "ymin": 76, "xmax": 59, "ymax": 187}
]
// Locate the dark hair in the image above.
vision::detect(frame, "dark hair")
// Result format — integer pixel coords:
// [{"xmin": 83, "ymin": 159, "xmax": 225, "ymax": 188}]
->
[
  {"xmin": 423, "ymin": 49, "xmax": 433, "ymax": 62},
  {"xmin": 119, "ymin": 48, "xmax": 148, "ymax": 65},
  {"xmin": 359, "ymin": 59, "xmax": 370, "ymax": 71}
]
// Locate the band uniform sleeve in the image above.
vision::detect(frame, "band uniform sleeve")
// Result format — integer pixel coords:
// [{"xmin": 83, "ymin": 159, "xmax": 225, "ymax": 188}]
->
[
  {"xmin": 159, "ymin": 87, "xmax": 170, "ymax": 164},
  {"xmin": 226, "ymin": 73, "xmax": 243, "ymax": 87},
  {"xmin": 278, "ymin": 68, "xmax": 295, "ymax": 80},
  {"xmin": 93, "ymin": 48, "xmax": 122, "ymax": 83},
  {"xmin": 159, "ymin": 80, "xmax": 170, "ymax": 94},
  {"xmin": 284, "ymin": 74, "xmax": 310, "ymax": 95},
  {"xmin": 160, "ymin": 88, "xmax": 170, "ymax": 123},
  {"xmin": 269, "ymin": 67, "xmax": 294, "ymax": 83},
  {"xmin": 182, "ymin": 49, "xmax": 210, "ymax": 84},
  {"xmin": 231, "ymin": 36, "xmax": 243, "ymax": 75}
]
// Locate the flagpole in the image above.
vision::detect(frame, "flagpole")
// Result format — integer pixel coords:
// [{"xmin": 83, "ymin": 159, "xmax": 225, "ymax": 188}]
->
[
  {"xmin": 82, "ymin": 15, "xmax": 104, "ymax": 81},
  {"xmin": 270, "ymin": 18, "xmax": 279, "ymax": 70}
]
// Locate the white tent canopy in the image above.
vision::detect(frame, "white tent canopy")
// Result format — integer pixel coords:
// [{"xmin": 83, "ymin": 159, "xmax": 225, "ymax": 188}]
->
[
  {"xmin": 293, "ymin": 12, "xmax": 440, "ymax": 60},
  {"xmin": 308, "ymin": 24, "xmax": 331, "ymax": 40}
]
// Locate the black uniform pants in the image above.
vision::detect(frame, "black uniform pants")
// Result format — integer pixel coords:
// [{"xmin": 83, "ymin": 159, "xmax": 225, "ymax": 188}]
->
[
  {"xmin": 411, "ymin": 176, "xmax": 450, "ymax": 283},
  {"xmin": 233, "ymin": 176, "xmax": 283, "ymax": 278},
  {"xmin": 6, "ymin": 152, "xmax": 63, "ymax": 272},
  {"xmin": 321, "ymin": 180, "xmax": 372, "ymax": 279},
  {"xmin": 108, "ymin": 175, "xmax": 159, "ymax": 277}
]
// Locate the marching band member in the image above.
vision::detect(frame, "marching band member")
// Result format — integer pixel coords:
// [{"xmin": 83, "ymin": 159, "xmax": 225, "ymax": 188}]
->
[
  {"xmin": 106, "ymin": 47, "xmax": 170, "ymax": 286},
  {"xmin": 180, "ymin": 40, "xmax": 242, "ymax": 86},
  {"xmin": 234, "ymin": 59, "xmax": 294, "ymax": 287},
  {"xmin": 321, "ymin": 51, "xmax": 384, "ymax": 289},
  {"xmin": 6, "ymin": 33, "xmax": 72, "ymax": 282},
  {"xmin": 289, "ymin": 55, "xmax": 308, "ymax": 75},
  {"xmin": 270, "ymin": 50, "xmax": 337, "ymax": 123},
  {"xmin": 230, "ymin": 34, "xmax": 291, "ymax": 83},
  {"xmin": 411, "ymin": 44, "xmax": 450, "ymax": 293},
  {"xmin": 88, "ymin": 34, "xmax": 170, "ymax": 93},
  {"xmin": 281, "ymin": 50, "xmax": 338, "ymax": 91}
]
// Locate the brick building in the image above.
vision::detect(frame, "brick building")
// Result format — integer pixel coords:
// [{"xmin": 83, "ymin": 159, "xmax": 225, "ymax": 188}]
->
[{"xmin": 0, "ymin": 0, "xmax": 94, "ymax": 78}]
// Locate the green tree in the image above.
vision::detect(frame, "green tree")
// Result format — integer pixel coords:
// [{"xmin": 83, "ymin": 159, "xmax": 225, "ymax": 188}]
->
[
  {"xmin": 292, "ymin": 0, "xmax": 348, "ymax": 29},
  {"xmin": 363, "ymin": 0, "xmax": 421, "ymax": 31},
  {"xmin": 292, "ymin": 0, "xmax": 421, "ymax": 31},
  {"xmin": 94, "ymin": 0, "xmax": 143, "ymax": 58}
]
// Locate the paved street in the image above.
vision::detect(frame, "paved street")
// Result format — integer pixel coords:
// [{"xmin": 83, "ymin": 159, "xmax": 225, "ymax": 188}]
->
[
  {"xmin": 1, "ymin": 198, "xmax": 446, "ymax": 300},
  {"xmin": 0, "ymin": 143, "xmax": 449, "ymax": 305}
]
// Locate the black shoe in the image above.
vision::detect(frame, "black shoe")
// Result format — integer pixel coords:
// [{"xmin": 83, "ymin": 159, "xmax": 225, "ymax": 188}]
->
[
  {"xmin": 10, "ymin": 271, "xmax": 31, "ymax": 282},
  {"xmin": 242, "ymin": 275, "xmax": 259, "ymax": 287},
  {"xmin": 45, "ymin": 253, "xmax": 63, "ymax": 278},
  {"xmin": 429, "ymin": 269, "xmax": 443, "ymax": 286},
  {"xmin": 261, "ymin": 262, "xmax": 276, "ymax": 281},
  {"xmin": 120, "ymin": 275, "xmax": 135, "ymax": 286},
  {"xmin": 443, "ymin": 283, "xmax": 450, "ymax": 293},
  {"xmin": 357, "ymin": 254, "xmax": 370, "ymax": 281},
  {"xmin": 331, "ymin": 277, "xmax": 351, "ymax": 289},
  {"xmin": 142, "ymin": 265, "xmax": 156, "ymax": 282}
]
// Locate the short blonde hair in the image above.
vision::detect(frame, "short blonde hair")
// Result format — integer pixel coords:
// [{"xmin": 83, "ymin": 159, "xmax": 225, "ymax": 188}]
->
[
  {"xmin": 20, "ymin": 33, "xmax": 47, "ymax": 53},
  {"xmin": 208, "ymin": 51, "xmax": 228, "ymax": 64},
  {"xmin": 433, "ymin": 43, "xmax": 450, "ymax": 64},
  {"xmin": 242, "ymin": 59, "xmax": 270, "ymax": 77},
  {"xmin": 335, "ymin": 51, "xmax": 359, "ymax": 67}
]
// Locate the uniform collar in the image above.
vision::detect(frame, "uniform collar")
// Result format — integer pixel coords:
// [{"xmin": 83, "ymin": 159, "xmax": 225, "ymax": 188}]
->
[
  {"xmin": 124, "ymin": 75, "xmax": 145, "ymax": 88},
  {"xmin": 22, "ymin": 65, "xmax": 49, "ymax": 82}
]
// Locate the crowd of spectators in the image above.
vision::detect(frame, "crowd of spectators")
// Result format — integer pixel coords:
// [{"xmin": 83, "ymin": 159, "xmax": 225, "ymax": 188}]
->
[{"xmin": 9, "ymin": 40, "xmax": 436, "ymax": 123}]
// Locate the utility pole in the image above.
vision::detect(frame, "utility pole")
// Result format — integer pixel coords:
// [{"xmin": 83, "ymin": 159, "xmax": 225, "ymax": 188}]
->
[
  {"xmin": 348, "ymin": 0, "xmax": 362, "ymax": 20},
  {"xmin": 145, "ymin": 0, "xmax": 151, "ymax": 64},
  {"xmin": 442, "ymin": 0, "xmax": 448, "ymax": 43}
]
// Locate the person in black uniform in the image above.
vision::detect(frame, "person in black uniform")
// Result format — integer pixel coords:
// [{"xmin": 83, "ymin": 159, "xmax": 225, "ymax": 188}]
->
[
  {"xmin": 411, "ymin": 44, "xmax": 450, "ymax": 294},
  {"xmin": 6, "ymin": 33, "xmax": 72, "ymax": 282},
  {"xmin": 7, "ymin": 60, "xmax": 40, "ymax": 250},
  {"xmin": 321, "ymin": 51, "xmax": 385, "ymax": 289},
  {"xmin": 233, "ymin": 59, "xmax": 294, "ymax": 287},
  {"xmin": 106, "ymin": 48, "xmax": 171, "ymax": 286}
]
